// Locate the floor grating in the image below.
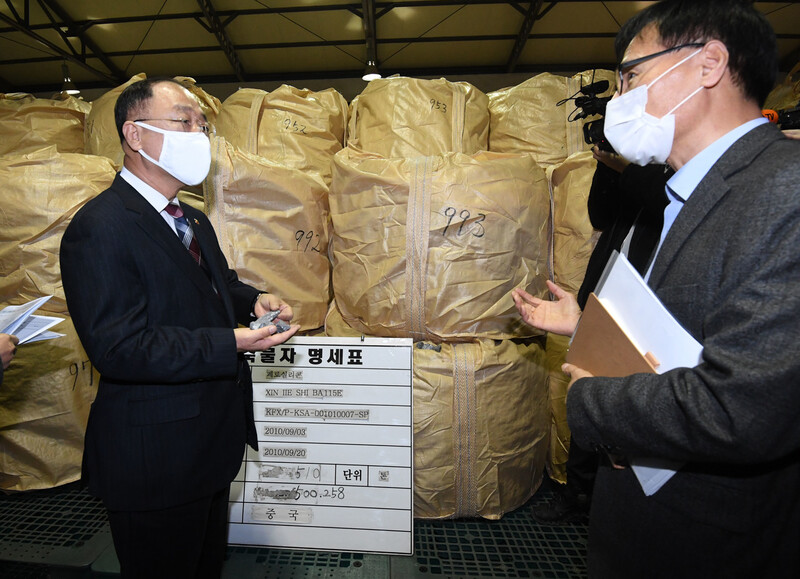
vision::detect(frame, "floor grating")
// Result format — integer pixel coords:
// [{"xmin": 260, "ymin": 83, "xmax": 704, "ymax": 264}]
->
[{"xmin": 0, "ymin": 479, "xmax": 588, "ymax": 578}]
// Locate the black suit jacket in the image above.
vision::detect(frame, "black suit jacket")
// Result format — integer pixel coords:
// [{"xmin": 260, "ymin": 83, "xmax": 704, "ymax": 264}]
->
[
  {"xmin": 568, "ymin": 124, "xmax": 800, "ymax": 577},
  {"xmin": 61, "ymin": 174, "xmax": 260, "ymax": 511}
]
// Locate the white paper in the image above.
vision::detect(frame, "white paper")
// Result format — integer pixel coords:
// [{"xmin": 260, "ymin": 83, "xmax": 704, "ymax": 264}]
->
[
  {"xmin": 0, "ymin": 296, "xmax": 52, "ymax": 335},
  {"xmin": 14, "ymin": 315, "xmax": 65, "ymax": 344},
  {"xmin": 595, "ymin": 252, "xmax": 703, "ymax": 495}
]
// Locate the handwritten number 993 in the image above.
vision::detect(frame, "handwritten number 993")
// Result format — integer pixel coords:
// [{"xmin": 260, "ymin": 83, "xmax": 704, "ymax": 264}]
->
[{"xmin": 442, "ymin": 207, "xmax": 486, "ymax": 238}]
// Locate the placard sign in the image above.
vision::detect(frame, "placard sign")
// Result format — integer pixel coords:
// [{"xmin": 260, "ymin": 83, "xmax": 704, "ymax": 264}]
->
[{"xmin": 228, "ymin": 336, "xmax": 414, "ymax": 555}]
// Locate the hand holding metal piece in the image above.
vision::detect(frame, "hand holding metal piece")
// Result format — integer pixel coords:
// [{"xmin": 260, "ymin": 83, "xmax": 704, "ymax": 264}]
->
[{"xmin": 249, "ymin": 310, "xmax": 291, "ymax": 334}]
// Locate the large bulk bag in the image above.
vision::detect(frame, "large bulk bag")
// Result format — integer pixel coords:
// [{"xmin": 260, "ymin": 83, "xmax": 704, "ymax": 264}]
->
[
  {"xmin": 215, "ymin": 86, "xmax": 347, "ymax": 185},
  {"xmin": 544, "ymin": 150, "xmax": 599, "ymax": 482},
  {"xmin": 488, "ymin": 70, "xmax": 616, "ymax": 167},
  {"xmin": 346, "ymin": 77, "xmax": 489, "ymax": 158},
  {"xmin": 0, "ymin": 318, "xmax": 99, "ymax": 491},
  {"xmin": 324, "ymin": 300, "xmax": 549, "ymax": 519},
  {"xmin": 0, "ymin": 148, "xmax": 113, "ymax": 491},
  {"xmin": 0, "ymin": 93, "xmax": 90, "ymax": 156},
  {"xmin": 548, "ymin": 150, "xmax": 598, "ymax": 294},
  {"xmin": 330, "ymin": 147, "xmax": 550, "ymax": 342},
  {"xmin": 204, "ymin": 136, "xmax": 331, "ymax": 331},
  {"xmin": 0, "ymin": 148, "xmax": 117, "ymax": 313}
]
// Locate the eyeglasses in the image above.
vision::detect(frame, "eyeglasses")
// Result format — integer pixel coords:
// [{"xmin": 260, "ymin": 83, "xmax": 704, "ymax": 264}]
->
[
  {"xmin": 617, "ymin": 42, "xmax": 705, "ymax": 93},
  {"xmin": 134, "ymin": 118, "xmax": 213, "ymax": 135}
]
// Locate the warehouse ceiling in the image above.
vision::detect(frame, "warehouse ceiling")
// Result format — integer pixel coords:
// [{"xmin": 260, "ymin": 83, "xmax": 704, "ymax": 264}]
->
[{"xmin": 1, "ymin": 0, "xmax": 799, "ymax": 97}]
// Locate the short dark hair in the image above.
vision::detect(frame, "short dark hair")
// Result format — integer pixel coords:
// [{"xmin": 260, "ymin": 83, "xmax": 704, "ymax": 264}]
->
[
  {"xmin": 114, "ymin": 77, "xmax": 186, "ymax": 143},
  {"xmin": 616, "ymin": 0, "xmax": 778, "ymax": 106}
]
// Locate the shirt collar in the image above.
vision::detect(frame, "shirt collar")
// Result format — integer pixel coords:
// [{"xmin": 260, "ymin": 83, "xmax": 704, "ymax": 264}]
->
[
  {"xmin": 667, "ymin": 117, "xmax": 767, "ymax": 203},
  {"xmin": 120, "ymin": 166, "xmax": 177, "ymax": 213}
]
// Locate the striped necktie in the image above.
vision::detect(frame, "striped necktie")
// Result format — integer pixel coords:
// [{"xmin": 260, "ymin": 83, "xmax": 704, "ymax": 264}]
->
[{"xmin": 164, "ymin": 203, "xmax": 202, "ymax": 265}]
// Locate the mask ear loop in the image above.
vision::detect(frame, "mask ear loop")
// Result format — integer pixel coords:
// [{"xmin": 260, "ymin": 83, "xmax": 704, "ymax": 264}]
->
[
  {"xmin": 648, "ymin": 47, "xmax": 703, "ymax": 88},
  {"xmin": 666, "ymin": 85, "xmax": 703, "ymax": 116}
]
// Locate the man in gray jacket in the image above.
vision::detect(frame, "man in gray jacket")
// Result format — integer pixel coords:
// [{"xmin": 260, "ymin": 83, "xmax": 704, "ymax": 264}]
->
[{"xmin": 514, "ymin": 1, "xmax": 800, "ymax": 576}]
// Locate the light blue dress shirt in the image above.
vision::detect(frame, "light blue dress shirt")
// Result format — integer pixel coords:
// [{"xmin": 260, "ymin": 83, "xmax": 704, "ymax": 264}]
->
[{"xmin": 644, "ymin": 116, "xmax": 768, "ymax": 281}]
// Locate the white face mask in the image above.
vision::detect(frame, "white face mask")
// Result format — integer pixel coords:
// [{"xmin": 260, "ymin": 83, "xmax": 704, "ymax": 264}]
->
[
  {"xmin": 134, "ymin": 121, "xmax": 211, "ymax": 186},
  {"xmin": 604, "ymin": 48, "xmax": 703, "ymax": 166}
]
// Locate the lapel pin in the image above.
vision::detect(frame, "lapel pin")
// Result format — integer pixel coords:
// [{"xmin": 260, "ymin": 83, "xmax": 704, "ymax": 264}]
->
[{"xmin": 193, "ymin": 218, "xmax": 199, "ymax": 225}]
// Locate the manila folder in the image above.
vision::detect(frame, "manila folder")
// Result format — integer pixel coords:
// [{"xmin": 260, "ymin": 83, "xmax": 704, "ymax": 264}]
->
[{"xmin": 565, "ymin": 293, "xmax": 657, "ymax": 377}]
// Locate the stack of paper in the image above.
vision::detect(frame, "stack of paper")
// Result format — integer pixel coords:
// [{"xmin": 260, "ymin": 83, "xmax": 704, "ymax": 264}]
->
[
  {"xmin": 566, "ymin": 251, "xmax": 703, "ymax": 495},
  {"xmin": 0, "ymin": 296, "xmax": 64, "ymax": 344}
]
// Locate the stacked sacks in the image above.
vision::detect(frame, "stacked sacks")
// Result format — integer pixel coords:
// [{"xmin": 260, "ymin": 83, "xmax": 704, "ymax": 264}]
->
[
  {"xmin": 215, "ymin": 85, "xmax": 348, "ymax": 186},
  {"xmin": 489, "ymin": 73, "xmax": 612, "ymax": 482},
  {"xmin": 0, "ymin": 147, "xmax": 116, "ymax": 491},
  {"xmin": 0, "ymin": 92, "xmax": 91, "ymax": 156},
  {"xmin": 204, "ymin": 136, "xmax": 332, "ymax": 331},
  {"xmin": 208, "ymin": 85, "xmax": 348, "ymax": 332},
  {"xmin": 542, "ymin": 151, "xmax": 599, "ymax": 483},
  {"xmin": 347, "ymin": 76, "xmax": 489, "ymax": 157},
  {"xmin": 487, "ymin": 70, "xmax": 616, "ymax": 167},
  {"xmin": 328, "ymin": 76, "xmax": 551, "ymax": 519},
  {"xmin": 330, "ymin": 148, "xmax": 549, "ymax": 341},
  {"xmin": 327, "ymin": 304, "xmax": 548, "ymax": 519}
]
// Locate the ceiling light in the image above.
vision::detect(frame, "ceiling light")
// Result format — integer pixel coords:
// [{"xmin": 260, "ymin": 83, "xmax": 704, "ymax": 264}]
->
[
  {"xmin": 362, "ymin": 60, "xmax": 381, "ymax": 82},
  {"xmin": 61, "ymin": 62, "xmax": 80, "ymax": 95}
]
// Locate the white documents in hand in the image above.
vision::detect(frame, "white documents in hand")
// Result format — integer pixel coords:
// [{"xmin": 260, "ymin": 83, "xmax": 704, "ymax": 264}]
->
[
  {"xmin": 0, "ymin": 296, "xmax": 65, "ymax": 344},
  {"xmin": 594, "ymin": 251, "xmax": 703, "ymax": 496}
]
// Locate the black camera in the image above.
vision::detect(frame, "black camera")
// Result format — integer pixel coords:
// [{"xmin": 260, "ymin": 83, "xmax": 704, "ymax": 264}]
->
[
  {"xmin": 763, "ymin": 106, "xmax": 800, "ymax": 130},
  {"xmin": 561, "ymin": 79, "xmax": 616, "ymax": 153}
]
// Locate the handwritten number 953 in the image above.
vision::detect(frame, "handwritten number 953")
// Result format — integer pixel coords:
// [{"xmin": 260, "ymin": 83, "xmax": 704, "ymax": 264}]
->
[
  {"xmin": 442, "ymin": 207, "xmax": 486, "ymax": 238},
  {"xmin": 295, "ymin": 230, "xmax": 321, "ymax": 252},
  {"xmin": 430, "ymin": 99, "xmax": 447, "ymax": 113}
]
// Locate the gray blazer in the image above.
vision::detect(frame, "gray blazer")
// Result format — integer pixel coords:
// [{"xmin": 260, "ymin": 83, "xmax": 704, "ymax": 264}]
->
[{"xmin": 567, "ymin": 122, "xmax": 800, "ymax": 578}]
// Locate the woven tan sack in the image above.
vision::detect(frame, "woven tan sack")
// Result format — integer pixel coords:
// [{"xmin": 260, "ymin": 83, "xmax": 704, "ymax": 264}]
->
[
  {"xmin": 0, "ymin": 148, "xmax": 117, "ymax": 314},
  {"xmin": 412, "ymin": 337, "xmax": 548, "ymax": 519},
  {"xmin": 346, "ymin": 77, "xmax": 489, "ymax": 158},
  {"xmin": 215, "ymin": 86, "xmax": 347, "ymax": 186},
  {"xmin": 764, "ymin": 62, "xmax": 800, "ymax": 112},
  {"xmin": 204, "ymin": 136, "xmax": 331, "ymax": 331},
  {"xmin": 543, "ymin": 150, "xmax": 599, "ymax": 482},
  {"xmin": 330, "ymin": 147, "xmax": 550, "ymax": 342},
  {"xmin": 324, "ymin": 301, "xmax": 549, "ymax": 519},
  {"xmin": 488, "ymin": 70, "xmax": 616, "ymax": 167},
  {"xmin": 0, "ymin": 317, "xmax": 99, "ymax": 491},
  {"xmin": 84, "ymin": 73, "xmax": 220, "ymax": 169},
  {"xmin": 548, "ymin": 150, "xmax": 598, "ymax": 294},
  {"xmin": 0, "ymin": 93, "xmax": 91, "ymax": 156},
  {"xmin": 0, "ymin": 149, "xmax": 112, "ymax": 492}
]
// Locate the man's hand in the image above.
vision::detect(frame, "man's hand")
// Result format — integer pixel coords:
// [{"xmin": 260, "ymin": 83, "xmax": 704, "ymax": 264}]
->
[
  {"xmin": 512, "ymin": 280, "xmax": 582, "ymax": 336},
  {"xmin": 592, "ymin": 145, "xmax": 629, "ymax": 174},
  {"xmin": 253, "ymin": 293, "xmax": 294, "ymax": 323},
  {"xmin": 561, "ymin": 362, "xmax": 594, "ymax": 391},
  {"xmin": 1, "ymin": 333, "xmax": 19, "ymax": 370},
  {"xmin": 235, "ymin": 324, "xmax": 300, "ymax": 353}
]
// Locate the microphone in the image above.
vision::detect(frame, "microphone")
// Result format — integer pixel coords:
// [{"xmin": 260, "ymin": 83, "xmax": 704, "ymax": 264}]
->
[{"xmin": 580, "ymin": 80, "xmax": 610, "ymax": 95}]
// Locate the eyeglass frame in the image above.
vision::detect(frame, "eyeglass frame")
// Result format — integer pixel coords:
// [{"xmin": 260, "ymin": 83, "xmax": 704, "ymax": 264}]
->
[
  {"xmin": 617, "ymin": 42, "xmax": 705, "ymax": 93},
  {"xmin": 133, "ymin": 118, "xmax": 214, "ymax": 136}
]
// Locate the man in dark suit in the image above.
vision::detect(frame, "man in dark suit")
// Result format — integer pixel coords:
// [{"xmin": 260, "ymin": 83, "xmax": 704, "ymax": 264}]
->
[
  {"xmin": 60, "ymin": 78, "xmax": 299, "ymax": 578},
  {"xmin": 516, "ymin": 1, "xmax": 800, "ymax": 576}
]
